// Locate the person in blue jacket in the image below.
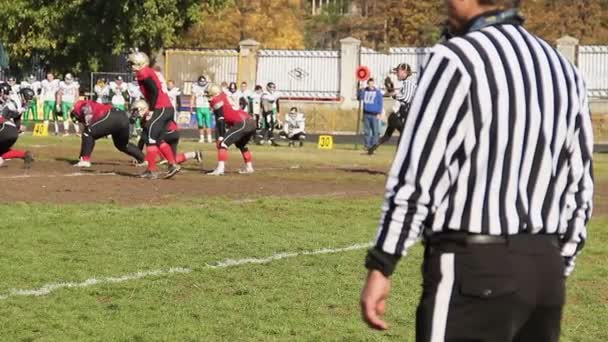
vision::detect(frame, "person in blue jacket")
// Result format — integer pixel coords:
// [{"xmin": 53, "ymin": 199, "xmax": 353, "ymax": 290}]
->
[{"xmin": 357, "ymin": 78, "xmax": 383, "ymax": 151}]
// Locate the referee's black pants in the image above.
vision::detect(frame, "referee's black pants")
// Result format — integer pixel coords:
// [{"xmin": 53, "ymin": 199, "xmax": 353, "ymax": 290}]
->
[{"xmin": 416, "ymin": 234, "xmax": 564, "ymax": 342}]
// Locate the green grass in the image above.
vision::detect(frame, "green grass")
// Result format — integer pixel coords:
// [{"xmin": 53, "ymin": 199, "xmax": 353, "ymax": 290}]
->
[
  {"xmin": 0, "ymin": 135, "xmax": 607, "ymax": 341},
  {"xmin": 0, "ymin": 200, "xmax": 606, "ymax": 341}
]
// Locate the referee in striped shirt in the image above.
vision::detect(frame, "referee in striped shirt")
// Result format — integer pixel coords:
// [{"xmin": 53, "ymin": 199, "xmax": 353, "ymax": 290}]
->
[
  {"xmin": 368, "ymin": 63, "xmax": 417, "ymax": 155},
  {"xmin": 360, "ymin": 0, "xmax": 593, "ymax": 341}
]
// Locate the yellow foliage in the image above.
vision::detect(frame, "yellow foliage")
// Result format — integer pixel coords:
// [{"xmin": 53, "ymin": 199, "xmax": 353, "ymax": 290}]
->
[{"xmin": 182, "ymin": 0, "xmax": 304, "ymax": 49}]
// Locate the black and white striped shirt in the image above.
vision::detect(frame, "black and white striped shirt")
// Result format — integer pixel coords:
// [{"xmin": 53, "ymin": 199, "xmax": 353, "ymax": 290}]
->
[
  {"xmin": 373, "ymin": 23, "xmax": 593, "ymax": 276},
  {"xmin": 395, "ymin": 77, "xmax": 417, "ymax": 105}
]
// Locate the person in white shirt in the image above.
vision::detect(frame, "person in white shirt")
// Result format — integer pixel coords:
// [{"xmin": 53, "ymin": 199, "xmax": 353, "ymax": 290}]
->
[
  {"xmin": 225, "ymin": 82, "xmax": 240, "ymax": 110},
  {"xmin": 94, "ymin": 78, "xmax": 110, "ymax": 104},
  {"xmin": 20, "ymin": 74, "xmax": 41, "ymax": 124},
  {"xmin": 40, "ymin": 72, "xmax": 60, "ymax": 131},
  {"xmin": 260, "ymin": 82, "xmax": 280, "ymax": 146},
  {"xmin": 109, "ymin": 76, "xmax": 129, "ymax": 110},
  {"xmin": 127, "ymin": 80, "xmax": 143, "ymax": 137},
  {"xmin": 235, "ymin": 81, "xmax": 251, "ymax": 110},
  {"xmin": 167, "ymin": 80, "xmax": 181, "ymax": 110},
  {"xmin": 56, "ymin": 73, "xmax": 80, "ymax": 136},
  {"xmin": 281, "ymin": 107, "xmax": 306, "ymax": 147},
  {"xmin": 190, "ymin": 75, "xmax": 212, "ymax": 143}
]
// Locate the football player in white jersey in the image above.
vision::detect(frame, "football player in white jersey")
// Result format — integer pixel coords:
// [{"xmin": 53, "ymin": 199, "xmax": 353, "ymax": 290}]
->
[
  {"xmin": 167, "ymin": 80, "xmax": 181, "ymax": 111},
  {"xmin": 20, "ymin": 74, "xmax": 41, "ymax": 124},
  {"xmin": 40, "ymin": 72, "xmax": 60, "ymax": 132},
  {"xmin": 94, "ymin": 78, "xmax": 110, "ymax": 104},
  {"xmin": 109, "ymin": 75, "xmax": 129, "ymax": 110},
  {"xmin": 56, "ymin": 73, "xmax": 80, "ymax": 136},
  {"xmin": 189, "ymin": 75, "xmax": 212, "ymax": 143},
  {"xmin": 260, "ymin": 82, "xmax": 280, "ymax": 146}
]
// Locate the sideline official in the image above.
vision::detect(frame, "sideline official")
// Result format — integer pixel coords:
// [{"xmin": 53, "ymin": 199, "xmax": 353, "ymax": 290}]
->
[{"xmin": 360, "ymin": 0, "xmax": 593, "ymax": 341}]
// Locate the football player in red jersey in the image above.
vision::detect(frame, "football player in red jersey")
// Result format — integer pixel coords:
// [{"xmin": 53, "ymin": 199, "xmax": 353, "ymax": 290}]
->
[
  {"xmin": 206, "ymin": 84, "xmax": 256, "ymax": 175},
  {"xmin": 70, "ymin": 100, "xmax": 145, "ymax": 168},
  {"xmin": 127, "ymin": 51, "xmax": 180, "ymax": 179},
  {"xmin": 131, "ymin": 100, "xmax": 202, "ymax": 168}
]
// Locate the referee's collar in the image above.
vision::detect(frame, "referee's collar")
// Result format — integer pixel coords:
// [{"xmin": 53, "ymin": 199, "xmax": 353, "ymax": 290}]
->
[{"xmin": 447, "ymin": 9, "xmax": 524, "ymax": 38}]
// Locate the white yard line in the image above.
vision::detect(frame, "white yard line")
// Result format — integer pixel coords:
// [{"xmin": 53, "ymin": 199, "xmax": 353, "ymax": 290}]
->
[
  {"xmin": 0, "ymin": 172, "xmax": 118, "ymax": 179},
  {"xmin": 0, "ymin": 242, "xmax": 372, "ymax": 301}
]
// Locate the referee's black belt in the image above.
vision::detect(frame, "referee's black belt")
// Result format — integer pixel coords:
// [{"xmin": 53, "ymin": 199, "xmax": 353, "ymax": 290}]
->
[{"xmin": 426, "ymin": 232, "xmax": 560, "ymax": 248}]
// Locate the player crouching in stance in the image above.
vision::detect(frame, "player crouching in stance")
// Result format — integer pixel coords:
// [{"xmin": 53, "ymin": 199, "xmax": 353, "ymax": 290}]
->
[
  {"xmin": 131, "ymin": 100, "xmax": 202, "ymax": 169},
  {"xmin": 70, "ymin": 100, "xmax": 145, "ymax": 168},
  {"xmin": 128, "ymin": 50, "xmax": 180, "ymax": 179},
  {"xmin": 206, "ymin": 84, "xmax": 256, "ymax": 176},
  {"xmin": 280, "ymin": 107, "xmax": 306, "ymax": 147},
  {"xmin": 0, "ymin": 84, "xmax": 34, "ymax": 168}
]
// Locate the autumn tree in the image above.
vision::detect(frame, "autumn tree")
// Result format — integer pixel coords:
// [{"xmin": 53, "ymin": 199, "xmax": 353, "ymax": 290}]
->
[
  {"xmin": 0, "ymin": 0, "xmax": 201, "ymax": 74},
  {"xmin": 182, "ymin": 0, "xmax": 305, "ymax": 49}
]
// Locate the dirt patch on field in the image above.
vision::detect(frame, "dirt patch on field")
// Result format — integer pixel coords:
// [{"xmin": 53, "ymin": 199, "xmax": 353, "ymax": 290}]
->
[{"xmin": 0, "ymin": 150, "xmax": 387, "ymax": 205}]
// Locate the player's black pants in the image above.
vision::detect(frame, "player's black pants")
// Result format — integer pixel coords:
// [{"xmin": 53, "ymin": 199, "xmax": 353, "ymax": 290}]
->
[
  {"xmin": 81, "ymin": 109, "xmax": 144, "ymax": 162},
  {"xmin": 143, "ymin": 107, "xmax": 175, "ymax": 146},
  {"xmin": 225, "ymin": 119, "xmax": 256, "ymax": 152},
  {"xmin": 416, "ymin": 233, "xmax": 564, "ymax": 342},
  {"xmin": 0, "ymin": 123, "xmax": 18, "ymax": 155},
  {"xmin": 262, "ymin": 111, "xmax": 276, "ymax": 141},
  {"xmin": 378, "ymin": 111, "xmax": 405, "ymax": 146}
]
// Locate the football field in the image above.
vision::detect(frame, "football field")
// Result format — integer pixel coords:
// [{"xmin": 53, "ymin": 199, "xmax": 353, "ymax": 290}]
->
[{"xmin": 0, "ymin": 135, "xmax": 606, "ymax": 341}]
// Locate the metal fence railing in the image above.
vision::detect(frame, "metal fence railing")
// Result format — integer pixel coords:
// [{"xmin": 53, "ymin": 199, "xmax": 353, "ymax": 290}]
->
[{"xmin": 578, "ymin": 45, "xmax": 608, "ymax": 98}]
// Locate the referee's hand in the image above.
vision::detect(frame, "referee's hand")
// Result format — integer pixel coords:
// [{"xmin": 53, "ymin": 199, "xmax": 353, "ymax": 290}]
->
[{"xmin": 360, "ymin": 270, "xmax": 391, "ymax": 330}]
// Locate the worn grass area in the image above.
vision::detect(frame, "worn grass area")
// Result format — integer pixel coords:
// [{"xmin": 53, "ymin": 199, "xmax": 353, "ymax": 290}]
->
[{"xmin": 0, "ymin": 135, "xmax": 606, "ymax": 341}]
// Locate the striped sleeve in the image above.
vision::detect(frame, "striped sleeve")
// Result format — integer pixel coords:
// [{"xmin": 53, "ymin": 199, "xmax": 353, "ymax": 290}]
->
[
  {"xmin": 373, "ymin": 48, "xmax": 472, "ymax": 257},
  {"xmin": 561, "ymin": 77, "xmax": 593, "ymax": 277}
]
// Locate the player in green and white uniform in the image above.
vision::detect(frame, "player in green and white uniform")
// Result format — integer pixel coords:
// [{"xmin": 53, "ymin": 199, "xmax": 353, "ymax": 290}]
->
[
  {"xmin": 248, "ymin": 85, "xmax": 264, "ymax": 142},
  {"xmin": 261, "ymin": 82, "xmax": 280, "ymax": 146},
  {"xmin": 56, "ymin": 73, "xmax": 80, "ymax": 136},
  {"xmin": 20, "ymin": 74, "xmax": 41, "ymax": 124},
  {"xmin": 127, "ymin": 80, "xmax": 143, "ymax": 137},
  {"xmin": 40, "ymin": 72, "xmax": 60, "ymax": 133},
  {"xmin": 109, "ymin": 76, "xmax": 129, "ymax": 110},
  {"xmin": 190, "ymin": 75, "xmax": 212, "ymax": 143}
]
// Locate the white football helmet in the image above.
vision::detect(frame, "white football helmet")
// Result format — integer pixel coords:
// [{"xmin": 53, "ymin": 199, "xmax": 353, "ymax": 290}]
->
[
  {"xmin": 127, "ymin": 51, "xmax": 150, "ymax": 71},
  {"xmin": 207, "ymin": 83, "xmax": 221, "ymax": 98},
  {"xmin": 131, "ymin": 99, "xmax": 150, "ymax": 117}
]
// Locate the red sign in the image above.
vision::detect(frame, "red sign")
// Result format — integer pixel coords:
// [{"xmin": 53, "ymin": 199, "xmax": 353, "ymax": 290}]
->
[{"xmin": 356, "ymin": 66, "xmax": 370, "ymax": 81}]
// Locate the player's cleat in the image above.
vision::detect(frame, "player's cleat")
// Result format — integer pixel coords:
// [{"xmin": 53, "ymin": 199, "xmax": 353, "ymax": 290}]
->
[
  {"xmin": 198, "ymin": 137, "xmax": 205, "ymax": 143},
  {"xmin": 238, "ymin": 165, "xmax": 254, "ymax": 174},
  {"xmin": 74, "ymin": 159, "xmax": 92, "ymax": 168},
  {"xmin": 288, "ymin": 141, "xmax": 295, "ymax": 147},
  {"xmin": 23, "ymin": 151, "xmax": 34, "ymax": 169},
  {"xmin": 270, "ymin": 140, "xmax": 280, "ymax": 147},
  {"xmin": 195, "ymin": 151, "xmax": 203, "ymax": 164},
  {"xmin": 207, "ymin": 168, "xmax": 225, "ymax": 176},
  {"xmin": 134, "ymin": 160, "xmax": 148, "ymax": 168},
  {"xmin": 299, "ymin": 140, "xmax": 304, "ymax": 148},
  {"xmin": 140, "ymin": 170, "xmax": 159, "ymax": 179},
  {"xmin": 164, "ymin": 164, "xmax": 181, "ymax": 179}
]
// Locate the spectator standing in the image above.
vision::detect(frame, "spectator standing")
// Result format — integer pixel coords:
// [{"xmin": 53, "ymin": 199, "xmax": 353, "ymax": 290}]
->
[{"xmin": 357, "ymin": 78, "xmax": 383, "ymax": 151}]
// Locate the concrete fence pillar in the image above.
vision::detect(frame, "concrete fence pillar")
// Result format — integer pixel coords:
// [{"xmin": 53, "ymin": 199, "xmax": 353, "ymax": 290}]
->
[
  {"xmin": 238, "ymin": 39, "xmax": 262, "ymax": 87},
  {"xmin": 339, "ymin": 37, "xmax": 361, "ymax": 109},
  {"xmin": 556, "ymin": 35, "xmax": 579, "ymax": 65}
]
